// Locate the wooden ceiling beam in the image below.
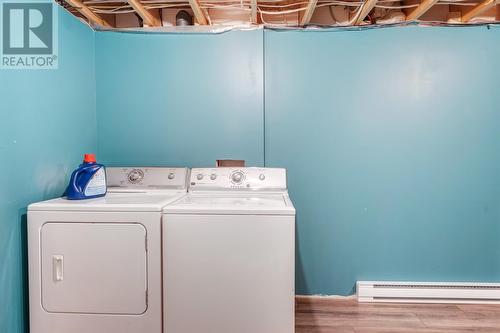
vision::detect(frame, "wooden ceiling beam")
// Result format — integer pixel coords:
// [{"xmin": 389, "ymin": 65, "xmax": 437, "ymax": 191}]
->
[
  {"xmin": 300, "ymin": 0, "xmax": 318, "ymax": 26},
  {"xmin": 251, "ymin": 0, "xmax": 258, "ymax": 24},
  {"xmin": 462, "ymin": 0, "xmax": 497, "ymax": 22},
  {"xmin": 406, "ymin": 0, "xmax": 439, "ymax": 21},
  {"xmin": 189, "ymin": 0, "xmax": 209, "ymax": 25},
  {"xmin": 63, "ymin": 0, "xmax": 111, "ymax": 27},
  {"xmin": 354, "ymin": 0, "xmax": 378, "ymax": 25},
  {"xmin": 127, "ymin": 0, "xmax": 161, "ymax": 26}
]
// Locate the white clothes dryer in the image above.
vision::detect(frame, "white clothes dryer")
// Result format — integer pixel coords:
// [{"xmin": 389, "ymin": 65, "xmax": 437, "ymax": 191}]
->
[{"xmin": 28, "ymin": 167, "xmax": 188, "ymax": 333}]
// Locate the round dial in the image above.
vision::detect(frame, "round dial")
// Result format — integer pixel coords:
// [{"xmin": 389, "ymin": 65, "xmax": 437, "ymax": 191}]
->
[
  {"xmin": 168, "ymin": 172, "xmax": 175, "ymax": 180},
  {"xmin": 231, "ymin": 171, "xmax": 245, "ymax": 184},
  {"xmin": 259, "ymin": 174, "xmax": 265, "ymax": 181},
  {"xmin": 128, "ymin": 169, "xmax": 144, "ymax": 184},
  {"xmin": 197, "ymin": 173, "xmax": 204, "ymax": 180},
  {"xmin": 210, "ymin": 174, "xmax": 217, "ymax": 180}
]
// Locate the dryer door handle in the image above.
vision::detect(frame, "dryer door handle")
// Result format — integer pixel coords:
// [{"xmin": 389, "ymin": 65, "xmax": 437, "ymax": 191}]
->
[{"xmin": 53, "ymin": 255, "xmax": 64, "ymax": 282}]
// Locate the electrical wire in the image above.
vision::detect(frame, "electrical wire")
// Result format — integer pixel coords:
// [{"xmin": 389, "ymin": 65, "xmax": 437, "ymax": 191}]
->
[{"xmin": 374, "ymin": 4, "xmax": 418, "ymax": 9}]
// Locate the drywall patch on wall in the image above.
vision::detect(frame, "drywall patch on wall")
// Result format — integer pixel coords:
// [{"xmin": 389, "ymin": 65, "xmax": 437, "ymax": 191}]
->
[
  {"xmin": 95, "ymin": 29, "xmax": 264, "ymax": 167},
  {"xmin": 264, "ymin": 26, "xmax": 500, "ymax": 295},
  {"xmin": 0, "ymin": 7, "xmax": 96, "ymax": 333}
]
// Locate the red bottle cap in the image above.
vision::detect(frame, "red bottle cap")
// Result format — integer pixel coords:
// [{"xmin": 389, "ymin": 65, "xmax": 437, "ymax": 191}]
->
[{"xmin": 83, "ymin": 153, "xmax": 96, "ymax": 163}]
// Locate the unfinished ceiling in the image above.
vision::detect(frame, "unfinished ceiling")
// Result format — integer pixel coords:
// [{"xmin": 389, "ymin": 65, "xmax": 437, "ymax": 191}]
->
[{"xmin": 57, "ymin": 0, "xmax": 500, "ymax": 28}]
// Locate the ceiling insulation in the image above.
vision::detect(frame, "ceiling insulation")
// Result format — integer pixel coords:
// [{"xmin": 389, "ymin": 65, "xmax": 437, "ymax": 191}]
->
[{"xmin": 56, "ymin": 0, "xmax": 500, "ymax": 28}]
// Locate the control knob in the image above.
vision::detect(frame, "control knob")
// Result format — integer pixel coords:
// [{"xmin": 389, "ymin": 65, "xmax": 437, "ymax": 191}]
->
[
  {"xmin": 231, "ymin": 171, "xmax": 244, "ymax": 184},
  {"xmin": 128, "ymin": 169, "xmax": 144, "ymax": 184}
]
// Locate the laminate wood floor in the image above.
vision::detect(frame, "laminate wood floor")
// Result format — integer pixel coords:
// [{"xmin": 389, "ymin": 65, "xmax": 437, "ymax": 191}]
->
[{"xmin": 296, "ymin": 297, "xmax": 500, "ymax": 333}]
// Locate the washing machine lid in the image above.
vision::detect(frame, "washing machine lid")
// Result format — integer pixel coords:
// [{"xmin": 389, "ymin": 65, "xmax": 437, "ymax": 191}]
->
[
  {"xmin": 29, "ymin": 192, "xmax": 186, "ymax": 212},
  {"xmin": 163, "ymin": 193, "xmax": 295, "ymax": 215}
]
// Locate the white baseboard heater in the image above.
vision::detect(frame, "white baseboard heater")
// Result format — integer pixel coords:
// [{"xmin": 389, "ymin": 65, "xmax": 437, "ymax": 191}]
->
[{"xmin": 357, "ymin": 281, "xmax": 500, "ymax": 304}]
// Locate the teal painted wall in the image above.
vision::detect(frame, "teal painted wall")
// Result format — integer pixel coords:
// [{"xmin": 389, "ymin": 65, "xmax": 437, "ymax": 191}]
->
[
  {"xmin": 0, "ymin": 7, "xmax": 96, "ymax": 333},
  {"xmin": 95, "ymin": 26, "xmax": 500, "ymax": 296},
  {"xmin": 265, "ymin": 27, "xmax": 500, "ymax": 295},
  {"xmin": 95, "ymin": 30, "xmax": 264, "ymax": 167}
]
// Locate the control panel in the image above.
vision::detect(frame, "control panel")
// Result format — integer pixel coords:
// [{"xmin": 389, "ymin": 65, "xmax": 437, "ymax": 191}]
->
[
  {"xmin": 189, "ymin": 168, "xmax": 287, "ymax": 191},
  {"xmin": 107, "ymin": 167, "xmax": 188, "ymax": 189}
]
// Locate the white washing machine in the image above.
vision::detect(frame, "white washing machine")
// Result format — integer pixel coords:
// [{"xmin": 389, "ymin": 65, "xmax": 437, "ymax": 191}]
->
[
  {"xmin": 28, "ymin": 167, "xmax": 189, "ymax": 333},
  {"xmin": 163, "ymin": 167, "xmax": 295, "ymax": 333}
]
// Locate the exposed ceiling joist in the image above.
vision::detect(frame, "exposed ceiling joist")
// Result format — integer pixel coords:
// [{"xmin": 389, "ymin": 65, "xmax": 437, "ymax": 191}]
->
[
  {"xmin": 251, "ymin": 0, "xmax": 258, "ymax": 24},
  {"xmin": 462, "ymin": 0, "xmax": 497, "ymax": 22},
  {"xmin": 406, "ymin": 0, "xmax": 439, "ymax": 21},
  {"xmin": 300, "ymin": 0, "xmax": 319, "ymax": 26},
  {"xmin": 354, "ymin": 0, "xmax": 378, "ymax": 25},
  {"xmin": 63, "ymin": 0, "xmax": 111, "ymax": 27},
  {"xmin": 56, "ymin": 0, "xmax": 500, "ymax": 28},
  {"xmin": 127, "ymin": 0, "xmax": 161, "ymax": 26},
  {"xmin": 189, "ymin": 0, "xmax": 209, "ymax": 25}
]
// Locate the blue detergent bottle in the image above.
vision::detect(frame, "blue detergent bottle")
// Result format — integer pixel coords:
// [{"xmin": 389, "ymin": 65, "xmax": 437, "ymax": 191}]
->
[{"xmin": 66, "ymin": 154, "xmax": 107, "ymax": 200}]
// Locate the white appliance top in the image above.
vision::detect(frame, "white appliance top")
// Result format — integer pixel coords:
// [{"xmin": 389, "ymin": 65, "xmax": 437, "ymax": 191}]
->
[
  {"xmin": 29, "ymin": 167, "xmax": 188, "ymax": 212},
  {"xmin": 28, "ymin": 193, "xmax": 184, "ymax": 212},
  {"xmin": 188, "ymin": 167, "xmax": 287, "ymax": 192},
  {"xmin": 164, "ymin": 192, "xmax": 295, "ymax": 215},
  {"xmin": 164, "ymin": 168, "xmax": 295, "ymax": 215}
]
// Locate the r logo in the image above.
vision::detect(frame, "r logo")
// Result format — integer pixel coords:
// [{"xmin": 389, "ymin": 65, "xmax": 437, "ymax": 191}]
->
[{"xmin": 2, "ymin": 2, "xmax": 53, "ymax": 55}]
